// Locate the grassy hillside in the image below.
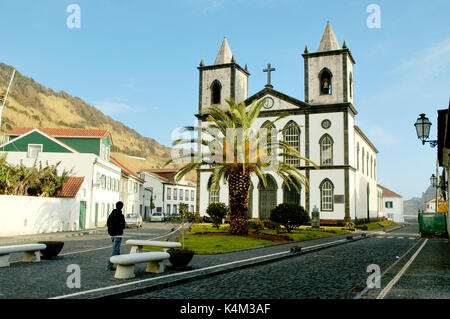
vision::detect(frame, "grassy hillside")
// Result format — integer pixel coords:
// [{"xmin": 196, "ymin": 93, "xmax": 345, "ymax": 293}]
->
[{"xmin": 0, "ymin": 62, "xmax": 189, "ymax": 177}]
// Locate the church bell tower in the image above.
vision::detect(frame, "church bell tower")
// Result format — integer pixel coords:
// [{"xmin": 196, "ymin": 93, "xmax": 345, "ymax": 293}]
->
[
  {"xmin": 302, "ymin": 22, "xmax": 355, "ymax": 106},
  {"xmin": 198, "ymin": 38, "xmax": 250, "ymax": 114}
]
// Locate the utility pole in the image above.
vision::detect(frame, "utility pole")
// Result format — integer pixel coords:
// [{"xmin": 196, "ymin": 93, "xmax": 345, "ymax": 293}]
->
[{"xmin": 0, "ymin": 69, "xmax": 16, "ymax": 132}]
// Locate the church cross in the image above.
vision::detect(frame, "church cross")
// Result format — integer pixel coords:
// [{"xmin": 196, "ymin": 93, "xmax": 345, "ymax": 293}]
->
[{"xmin": 263, "ymin": 63, "xmax": 276, "ymax": 88}]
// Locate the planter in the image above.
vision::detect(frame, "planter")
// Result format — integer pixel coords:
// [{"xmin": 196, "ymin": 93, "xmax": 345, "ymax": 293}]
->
[
  {"xmin": 167, "ymin": 248, "xmax": 194, "ymax": 269},
  {"xmin": 38, "ymin": 241, "xmax": 64, "ymax": 259}
]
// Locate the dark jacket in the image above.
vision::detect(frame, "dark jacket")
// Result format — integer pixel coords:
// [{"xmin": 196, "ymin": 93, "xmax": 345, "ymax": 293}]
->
[{"xmin": 107, "ymin": 209, "xmax": 125, "ymax": 236}]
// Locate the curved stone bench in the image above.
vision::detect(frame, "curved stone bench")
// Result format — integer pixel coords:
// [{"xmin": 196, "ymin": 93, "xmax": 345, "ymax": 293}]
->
[
  {"xmin": 109, "ymin": 252, "xmax": 170, "ymax": 279},
  {"xmin": 126, "ymin": 240, "xmax": 181, "ymax": 254},
  {"xmin": 0, "ymin": 244, "xmax": 47, "ymax": 267}
]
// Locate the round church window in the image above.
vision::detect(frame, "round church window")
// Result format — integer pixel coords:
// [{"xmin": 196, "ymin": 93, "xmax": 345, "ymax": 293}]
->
[{"xmin": 321, "ymin": 119, "xmax": 331, "ymax": 129}]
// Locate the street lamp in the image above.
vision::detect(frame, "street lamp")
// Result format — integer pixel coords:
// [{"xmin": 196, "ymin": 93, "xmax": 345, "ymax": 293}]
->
[
  {"xmin": 415, "ymin": 113, "xmax": 439, "ymax": 212},
  {"xmin": 414, "ymin": 113, "xmax": 437, "ymax": 147},
  {"xmin": 430, "ymin": 174, "xmax": 438, "ymax": 187}
]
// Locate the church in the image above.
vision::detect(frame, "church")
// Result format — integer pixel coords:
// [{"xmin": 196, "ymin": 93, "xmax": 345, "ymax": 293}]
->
[{"xmin": 195, "ymin": 22, "xmax": 382, "ymax": 224}]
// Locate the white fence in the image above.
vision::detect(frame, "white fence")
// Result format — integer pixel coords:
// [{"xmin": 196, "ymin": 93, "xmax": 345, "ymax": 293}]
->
[{"xmin": 0, "ymin": 195, "xmax": 80, "ymax": 236}]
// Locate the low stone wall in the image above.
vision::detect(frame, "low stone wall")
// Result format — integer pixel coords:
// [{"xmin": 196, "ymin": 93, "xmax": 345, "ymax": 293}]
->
[{"xmin": 0, "ymin": 195, "xmax": 80, "ymax": 236}]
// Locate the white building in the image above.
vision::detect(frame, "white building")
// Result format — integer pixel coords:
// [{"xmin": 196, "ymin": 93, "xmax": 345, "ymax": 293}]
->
[
  {"xmin": 424, "ymin": 197, "xmax": 445, "ymax": 213},
  {"xmin": 379, "ymin": 185, "xmax": 404, "ymax": 223},
  {"xmin": 196, "ymin": 22, "xmax": 382, "ymax": 224},
  {"xmin": 138, "ymin": 168, "xmax": 197, "ymax": 216},
  {"xmin": 110, "ymin": 156, "xmax": 145, "ymax": 218}
]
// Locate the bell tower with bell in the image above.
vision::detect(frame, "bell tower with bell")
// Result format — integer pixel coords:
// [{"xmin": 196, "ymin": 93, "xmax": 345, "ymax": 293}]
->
[{"xmin": 302, "ymin": 22, "xmax": 355, "ymax": 107}]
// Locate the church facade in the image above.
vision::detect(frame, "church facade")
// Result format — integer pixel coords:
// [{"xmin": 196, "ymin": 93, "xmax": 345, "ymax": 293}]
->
[{"xmin": 195, "ymin": 22, "xmax": 382, "ymax": 224}]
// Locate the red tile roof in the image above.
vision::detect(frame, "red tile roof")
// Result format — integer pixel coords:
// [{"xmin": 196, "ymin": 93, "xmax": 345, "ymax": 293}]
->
[
  {"xmin": 110, "ymin": 156, "xmax": 143, "ymax": 181},
  {"xmin": 378, "ymin": 185, "xmax": 402, "ymax": 198},
  {"xmin": 8, "ymin": 127, "xmax": 110, "ymax": 138},
  {"xmin": 56, "ymin": 177, "xmax": 84, "ymax": 197},
  {"xmin": 139, "ymin": 168, "xmax": 178, "ymax": 182}
]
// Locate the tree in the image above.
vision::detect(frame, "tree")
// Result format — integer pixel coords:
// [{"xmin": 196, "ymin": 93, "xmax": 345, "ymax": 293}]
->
[
  {"xmin": 166, "ymin": 98, "xmax": 317, "ymax": 235},
  {"xmin": 270, "ymin": 203, "xmax": 310, "ymax": 233},
  {"xmin": 206, "ymin": 202, "xmax": 229, "ymax": 229}
]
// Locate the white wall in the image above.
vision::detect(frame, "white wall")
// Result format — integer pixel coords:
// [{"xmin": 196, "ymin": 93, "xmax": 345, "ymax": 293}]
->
[
  {"xmin": 0, "ymin": 195, "xmax": 81, "ymax": 236},
  {"xmin": 383, "ymin": 197, "xmax": 404, "ymax": 223},
  {"xmin": 1, "ymin": 151, "xmax": 121, "ymax": 229}
]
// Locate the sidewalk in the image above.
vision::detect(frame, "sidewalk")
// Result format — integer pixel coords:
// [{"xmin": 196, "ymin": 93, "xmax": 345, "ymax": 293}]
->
[
  {"xmin": 0, "ymin": 227, "xmax": 108, "ymax": 246},
  {"xmin": 0, "ymin": 223, "xmax": 446, "ymax": 299}
]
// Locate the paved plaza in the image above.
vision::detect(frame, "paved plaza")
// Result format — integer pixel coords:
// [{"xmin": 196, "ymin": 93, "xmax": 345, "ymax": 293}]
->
[{"xmin": 0, "ymin": 218, "xmax": 448, "ymax": 300}]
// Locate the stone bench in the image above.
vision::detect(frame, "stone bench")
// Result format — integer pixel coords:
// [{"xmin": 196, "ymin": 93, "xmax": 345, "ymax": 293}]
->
[
  {"xmin": 0, "ymin": 244, "xmax": 47, "ymax": 267},
  {"xmin": 109, "ymin": 252, "xmax": 170, "ymax": 279},
  {"xmin": 126, "ymin": 240, "xmax": 181, "ymax": 254}
]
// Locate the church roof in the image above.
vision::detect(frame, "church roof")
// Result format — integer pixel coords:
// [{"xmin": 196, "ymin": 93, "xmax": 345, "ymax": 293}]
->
[
  {"xmin": 214, "ymin": 37, "xmax": 234, "ymax": 65},
  {"xmin": 245, "ymin": 87, "xmax": 309, "ymax": 109},
  {"xmin": 317, "ymin": 21, "xmax": 341, "ymax": 52}
]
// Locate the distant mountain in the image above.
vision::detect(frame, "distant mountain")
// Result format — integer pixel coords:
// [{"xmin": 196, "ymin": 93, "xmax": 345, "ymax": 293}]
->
[
  {"xmin": 404, "ymin": 185, "xmax": 438, "ymax": 214},
  {"xmin": 0, "ymin": 62, "xmax": 178, "ymax": 173}
]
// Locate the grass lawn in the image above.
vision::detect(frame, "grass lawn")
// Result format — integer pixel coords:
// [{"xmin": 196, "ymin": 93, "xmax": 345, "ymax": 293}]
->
[
  {"xmin": 172, "ymin": 223, "xmax": 353, "ymax": 254},
  {"xmin": 261, "ymin": 227, "xmax": 352, "ymax": 242},
  {"xmin": 356, "ymin": 220, "xmax": 397, "ymax": 231},
  {"xmin": 181, "ymin": 235, "xmax": 280, "ymax": 254}
]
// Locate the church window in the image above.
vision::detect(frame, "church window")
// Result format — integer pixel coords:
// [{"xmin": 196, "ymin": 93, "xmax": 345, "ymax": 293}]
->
[
  {"xmin": 356, "ymin": 143, "xmax": 360, "ymax": 170},
  {"xmin": 208, "ymin": 175, "xmax": 220, "ymax": 204},
  {"xmin": 320, "ymin": 134, "xmax": 333, "ymax": 166},
  {"xmin": 370, "ymin": 156, "xmax": 373, "ymax": 178},
  {"xmin": 261, "ymin": 121, "xmax": 277, "ymax": 157},
  {"xmin": 349, "ymin": 72, "xmax": 353, "ymax": 98},
  {"xmin": 319, "ymin": 68, "xmax": 332, "ymax": 95},
  {"xmin": 362, "ymin": 148, "xmax": 365, "ymax": 174},
  {"xmin": 211, "ymin": 80, "xmax": 222, "ymax": 105},
  {"xmin": 283, "ymin": 121, "xmax": 300, "ymax": 166},
  {"xmin": 320, "ymin": 179, "xmax": 334, "ymax": 211}
]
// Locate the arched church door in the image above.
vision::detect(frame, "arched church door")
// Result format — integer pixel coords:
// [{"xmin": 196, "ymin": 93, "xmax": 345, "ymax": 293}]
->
[
  {"xmin": 247, "ymin": 182, "xmax": 253, "ymax": 219},
  {"xmin": 283, "ymin": 180, "xmax": 301, "ymax": 205},
  {"xmin": 259, "ymin": 175, "xmax": 277, "ymax": 220}
]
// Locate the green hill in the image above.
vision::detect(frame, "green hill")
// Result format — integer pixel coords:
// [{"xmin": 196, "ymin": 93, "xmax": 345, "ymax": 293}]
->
[{"xmin": 0, "ymin": 62, "xmax": 176, "ymax": 172}]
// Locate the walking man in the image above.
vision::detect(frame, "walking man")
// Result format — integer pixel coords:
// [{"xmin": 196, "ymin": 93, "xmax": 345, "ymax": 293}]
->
[{"xmin": 106, "ymin": 201, "xmax": 126, "ymax": 271}]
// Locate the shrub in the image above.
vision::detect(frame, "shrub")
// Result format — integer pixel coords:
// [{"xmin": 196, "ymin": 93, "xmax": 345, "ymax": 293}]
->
[
  {"xmin": 206, "ymin": 203, "xmax": 229, "ymax": 229},
  {"xmin": 248, "ymin": 219, "xmax": 264, "ymax": 233},
  {"xmin": 270, "ymin": 203, "xmax": 310, "ymax": 233},
  {"xmin": 262, "ymin": 219, "xmax": 281, "ymax": 232}
]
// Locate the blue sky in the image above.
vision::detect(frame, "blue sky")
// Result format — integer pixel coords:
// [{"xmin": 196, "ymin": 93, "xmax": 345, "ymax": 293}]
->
[{"xmin": 0, "ymin": 0, "xmax": 449, "ymax": 201}]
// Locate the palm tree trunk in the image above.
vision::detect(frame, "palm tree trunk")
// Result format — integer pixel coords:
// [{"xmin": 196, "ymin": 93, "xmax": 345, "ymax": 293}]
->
[{"xmin": 228, "ymin": 169, "xmax": 250, "ymax": 235}]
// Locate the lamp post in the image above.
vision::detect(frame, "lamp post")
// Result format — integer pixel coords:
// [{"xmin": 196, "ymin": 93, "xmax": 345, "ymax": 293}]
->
[{"xmin": 415, "ymin": 113, "xmax": 439, "ymax": 212}]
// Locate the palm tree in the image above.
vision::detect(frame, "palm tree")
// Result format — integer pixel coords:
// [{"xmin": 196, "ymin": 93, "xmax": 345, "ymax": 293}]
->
[{"xmin": 166, "ymin": 98, "xmax": 317, "ymax": 235}]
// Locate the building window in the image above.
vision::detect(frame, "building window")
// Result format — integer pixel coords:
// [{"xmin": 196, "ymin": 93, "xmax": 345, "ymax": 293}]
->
[
  {"xmin": 191, "ymin": 190, "xmax": 194, "ymax": 201},
  {"xmin": 190, "ymin": 205, "xmax": 194, "ymax": 212},
  {"xmin": 261, "ymin": 121, "xmax": 277, "ymax": 157},
  {"xmin": 370, "ymin": 156, "xmax": 373, "ymax": 178},
  {"xmin": 101, "ymin": 175, "xmax": 106, "ymax": 190},
  {"xmin": 174, "ymin": 188, "xmax": 177, "ymax": 200},
  {"xmin": 356, "ymin": 143, "xmax": 360, "ymax": 170},
  {"xmin": 319, "ymin": 68, "xmax": 332, "ymax": 95},
  {"xmin": 185, "ymin": 190, "xmax": 189, "ymax": 201},
  {"xmin": 283, "ymin": 121, "xmax": 300, "ymax": 166},
  {"xmin": 173, "ymin": 204, "xmax": 177, "ymax": 214},
  {"xmin": 385, "ymin": 201, "xmax": 393, "ymax": 209},
  {"xmin": 167, "ymin": 204, "xmax": 170, "ymax": 214},
  {"xmin": 180, "ymin": 189, "xmax": 183, "ymax": 200},
  {"xmin": 167, "ymin": 188, "xmax": 171, "ymax": 200},
  {"xmin": 362, "ymin": 149, "xmax": 365, "ymax": 174},
  {"xmin": 27, "ymin": 144, "xmax": 42, "ymax": 158},
  {"xmin": 349, "ymin": 72, "xmax": 353, "ymax": 98},
  {"xmin": 320, "ymin": 179, "xmax": 334, "ymax": 211},
  {"xmin": 211, "ymin": 80, "xmax": 222, "ymax": 105},
  {"xmin": 208, "ymin": 176, "xmax": 220, "ymax": 204},
  {"xmin": 320, "ymin": 134, "xmax": 333, "ymax": 166}
]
